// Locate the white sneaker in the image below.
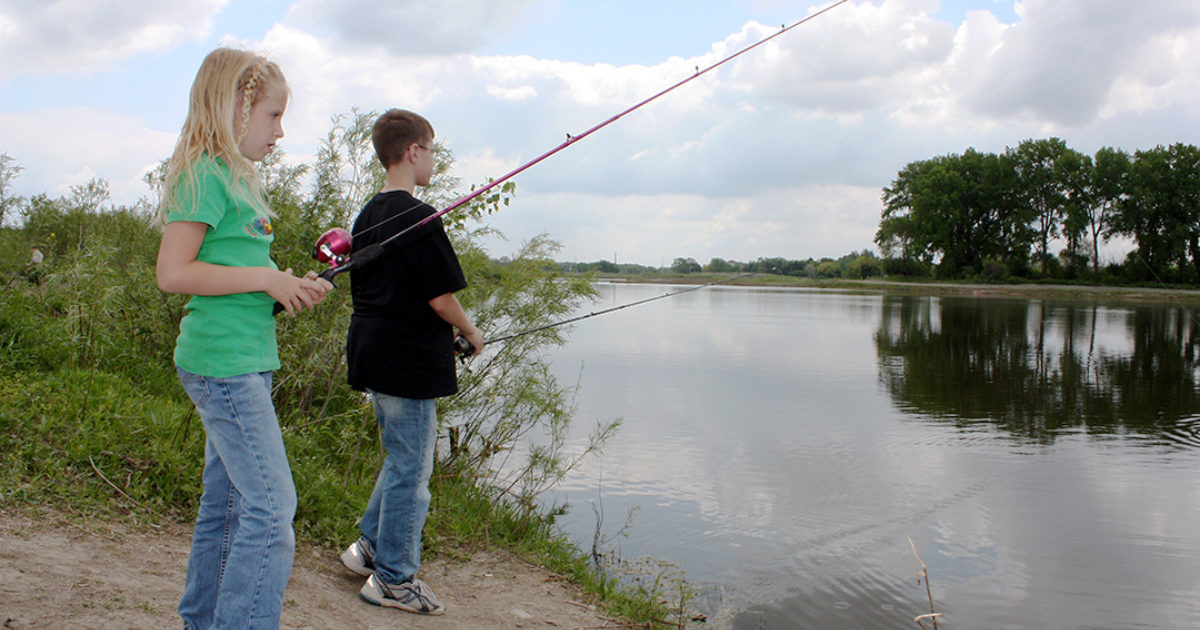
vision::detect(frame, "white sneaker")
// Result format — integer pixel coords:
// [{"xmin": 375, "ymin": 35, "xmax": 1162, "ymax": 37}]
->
[
  {"xmin": 359, "ymin": 574, "xmax": 445, "ymax": 615},
  {"xmin": 339, "ymin": 538, "xmax": 375, "ymax": 577}
]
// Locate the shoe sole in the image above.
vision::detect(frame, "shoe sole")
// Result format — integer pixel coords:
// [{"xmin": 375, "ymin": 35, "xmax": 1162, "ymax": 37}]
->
[
  {"xmin": 359, "ymin": 577, "xmax": 445, "ymax": 615},
  {"xmin": 359, "ymin": 590, "xmax": 445, "ymax": 615}
]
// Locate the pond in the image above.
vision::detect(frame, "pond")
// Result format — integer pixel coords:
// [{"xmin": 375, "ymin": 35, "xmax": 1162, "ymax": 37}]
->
[{"xmin": 538, "ymin": 283, "xmax": 1200, "ymax": 629}]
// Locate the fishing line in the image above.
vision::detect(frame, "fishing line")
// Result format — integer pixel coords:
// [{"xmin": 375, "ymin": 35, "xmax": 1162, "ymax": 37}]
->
[
  {"xmin": 1131, "ymin": 249, "xmax": 1200, "ymax": 329},
  {"xmin": 312, "ymin": 0, "xmax": 851, "ymax": 283},
  {"xmin": 453, "ymin": 273, "xmax": 757, "ymax": 357}
]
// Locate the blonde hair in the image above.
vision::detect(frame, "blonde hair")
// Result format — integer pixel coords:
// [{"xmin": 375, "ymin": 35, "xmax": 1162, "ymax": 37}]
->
[{"xmin": 158, "ymin": 48, "xmax": 288, "ymax": 224}]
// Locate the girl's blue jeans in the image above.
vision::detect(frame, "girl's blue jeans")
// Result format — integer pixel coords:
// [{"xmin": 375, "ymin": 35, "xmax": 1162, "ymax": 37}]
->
[
  {"xmin": 358, "ymin": 391, "xmax": 438, "ymax": 585},
  {"xmin": 176, "ymin": 368, "xmax": 296, "ymax": 630}
]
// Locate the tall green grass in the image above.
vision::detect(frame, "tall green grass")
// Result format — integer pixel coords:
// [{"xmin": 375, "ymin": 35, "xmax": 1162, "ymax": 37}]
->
[{"xmin": 0, "ymin": 196, "xmax": 681, "ymax": 626}]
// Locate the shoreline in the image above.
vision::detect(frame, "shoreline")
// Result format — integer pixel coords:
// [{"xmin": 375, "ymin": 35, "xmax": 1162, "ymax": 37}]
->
[{"xmin": 588, "ymin": 274, "xmax": 1200, "ymax": 303}]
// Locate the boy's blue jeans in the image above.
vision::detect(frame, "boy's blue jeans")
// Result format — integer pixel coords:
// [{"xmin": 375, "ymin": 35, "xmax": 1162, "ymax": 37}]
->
[
  {"xmin": 176, "ymin": 368, "xmax": 296, "ymax": 630},
  {"xmin": 359, "ymin": 391, "xmax": 438, "ymax": 585}
]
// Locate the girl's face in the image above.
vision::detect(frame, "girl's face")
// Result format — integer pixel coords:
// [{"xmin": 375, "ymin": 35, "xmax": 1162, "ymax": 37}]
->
[{"xmin": 238, "ymin": 86, "xmax": 287, "ymax": 161}]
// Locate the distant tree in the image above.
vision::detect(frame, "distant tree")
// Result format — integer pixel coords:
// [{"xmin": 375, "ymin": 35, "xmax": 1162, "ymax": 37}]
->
[
  {"xmin": 1111, "ymin": 144, "xmax": 1200, "ymax": 282},
  {"xmin": 879, "ymin": 149, "xmax": 1025, "ymax": 277},
  {"xmin": 671, "ymin": 257, "xmax": 701, "ymax": 274},
  {"xmin": 704, "ymin": 257, "xmax": 736, "ymax": 273},
  {"xmin": 1057, "ymin": 149, "xmax": 1094, "ymax": 276},
  {"xmin": 844, "ymin": 251, "xmax": 883, "ymax": 279},
  {"xmin": 815, "ymin": 260, "xmax": 840, "ymax": 278},
  {"xmin": 0, "ymin": 153, "xmax": 24, "ymax": 227},
  {"xmin": 1063, "ymin": 147, "xmax": 1129, "ymax": 279},
  {"xmin": 1009, "ymin": 138, "xmax": 1077, "ymax": 276},
  {"xmin": 584, "ymin": 259, "xmax": 619, "ymax": 273}
]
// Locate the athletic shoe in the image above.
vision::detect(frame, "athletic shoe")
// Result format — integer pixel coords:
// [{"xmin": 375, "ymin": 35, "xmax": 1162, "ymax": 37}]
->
[
  {"xmin": 339, "ymin": 538, "xmax": 375, "ymax": 577},
  {"xmin": 359, "ymin": 574, "xmax": 446, "ymax": 615}
]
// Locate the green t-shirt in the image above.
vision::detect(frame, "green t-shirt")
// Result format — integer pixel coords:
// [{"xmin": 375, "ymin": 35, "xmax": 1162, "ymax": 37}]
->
[{"xmin": 166, "ymin": 154, "xmax": 280, "ymax": 377}]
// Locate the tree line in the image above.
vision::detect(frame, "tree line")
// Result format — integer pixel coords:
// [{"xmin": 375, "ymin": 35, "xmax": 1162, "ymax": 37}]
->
[
  {"xmin": 559, "ymin": 251, "xmax": 885, "ymax": 279},
  {"xmin": 875, "ymin": 138, "xmax": 1200, "ymax": 285}
]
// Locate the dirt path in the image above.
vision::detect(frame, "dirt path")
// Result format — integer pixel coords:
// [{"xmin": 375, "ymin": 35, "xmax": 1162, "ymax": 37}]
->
[{"xmin": 0, "ymin": 510, "xmax": 619, "ymax": 629}]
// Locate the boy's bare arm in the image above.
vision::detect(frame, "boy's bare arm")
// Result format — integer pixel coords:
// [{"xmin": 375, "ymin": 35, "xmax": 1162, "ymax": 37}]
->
[{"xmin": 428, "ymin": 292, "xmax": 482, "ymax": 355}]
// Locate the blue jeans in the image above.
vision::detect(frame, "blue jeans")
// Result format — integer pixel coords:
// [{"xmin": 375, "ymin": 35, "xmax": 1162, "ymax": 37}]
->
[
  {"xmin": 359, "ymin": 391, "xmax": 438, "ymax": 585},
  {"xmin": 176, "ymin": 368, "xmax": 296, "ymax": 630}
]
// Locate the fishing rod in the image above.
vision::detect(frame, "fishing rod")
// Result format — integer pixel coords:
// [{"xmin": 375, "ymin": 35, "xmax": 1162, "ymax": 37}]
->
[
  {"xmin": 304, "ymin": 0, "xmax": 851, "ymax": 284},
  {"xmin": 452, "ymin": 273, "xmax": 757, "ymax": 358}
]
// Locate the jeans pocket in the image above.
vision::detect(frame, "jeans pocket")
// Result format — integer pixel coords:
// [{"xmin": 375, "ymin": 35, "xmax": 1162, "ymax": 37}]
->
[{"xmin": 178, "ymin": 368, "xmax": 212, "ymax": 408}]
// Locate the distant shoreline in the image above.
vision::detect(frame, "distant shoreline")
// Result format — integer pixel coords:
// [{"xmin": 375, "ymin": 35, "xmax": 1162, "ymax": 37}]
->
[{"xmin": 582, "ymin": 274, "xmax": 1200, "ymax": 303}]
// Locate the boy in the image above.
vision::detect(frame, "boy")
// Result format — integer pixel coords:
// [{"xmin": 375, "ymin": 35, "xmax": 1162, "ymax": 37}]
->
[{"xmin": 340, "ymin": 109, "xmax": 483, "ymax": 615}]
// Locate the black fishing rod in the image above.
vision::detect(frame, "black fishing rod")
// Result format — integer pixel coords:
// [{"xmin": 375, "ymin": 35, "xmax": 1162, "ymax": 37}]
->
[
  {"xmin": 306, "ymin": 0, "xmax": 851, "ymax": 285},
  {"xmin": 452, "ymin": 273, "xmax": 756, "ymax": 358}
]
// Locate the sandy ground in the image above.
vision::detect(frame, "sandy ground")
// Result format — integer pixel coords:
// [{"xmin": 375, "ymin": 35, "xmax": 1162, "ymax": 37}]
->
[{"xmin": 0, "ymin": 510, "xmax": 624, "ymax": 630}]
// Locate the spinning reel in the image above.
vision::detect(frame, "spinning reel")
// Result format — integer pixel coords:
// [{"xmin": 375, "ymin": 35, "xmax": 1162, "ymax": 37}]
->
[{"xmin": 312, "ymin": 228, "xmax": 352, "ymax": 268}]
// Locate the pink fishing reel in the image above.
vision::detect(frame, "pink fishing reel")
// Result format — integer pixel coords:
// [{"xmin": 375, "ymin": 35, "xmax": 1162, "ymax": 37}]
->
[{"xmin": 312, "ymin": 228, "xmax": 352, "ymax": 267}]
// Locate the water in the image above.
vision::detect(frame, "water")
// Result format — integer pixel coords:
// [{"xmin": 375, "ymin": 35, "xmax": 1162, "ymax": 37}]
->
[{"xmin": 536, "ymin": 283, "xmax": 1200, "ymax": 629}]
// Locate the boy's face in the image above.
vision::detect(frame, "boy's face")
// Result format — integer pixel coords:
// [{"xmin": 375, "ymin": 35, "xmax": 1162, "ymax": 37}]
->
[{"xmin": 414, "ymin": 138, "xmax": 434, "ymax": 187}]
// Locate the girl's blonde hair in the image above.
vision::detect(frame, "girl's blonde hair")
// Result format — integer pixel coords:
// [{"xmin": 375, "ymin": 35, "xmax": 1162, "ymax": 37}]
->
[{"xmin": 158, "ymin": 48, "xmax": 288, "ymax": 224}]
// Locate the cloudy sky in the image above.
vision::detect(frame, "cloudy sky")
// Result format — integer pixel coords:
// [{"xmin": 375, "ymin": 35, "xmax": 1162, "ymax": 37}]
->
[{"xmin": 2, "ymin": 0, "xmax": 1199, "ymax": 266}]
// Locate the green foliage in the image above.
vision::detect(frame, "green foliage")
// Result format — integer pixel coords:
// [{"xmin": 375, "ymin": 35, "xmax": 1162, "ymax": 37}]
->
[
  {"xmin": 815, "ymin": 260, "xmax": 841, "ymax": 278},
  {"xmin": 878, "ymin": 139, "xmax": 1200, "ymax": 286},
  {"xmin": 0, "ymin": 152, "xmax": 25, "ymax": 228},
  {"xmin": 0, "ymin": 115, "xmax": 671, "ymax": 624},
  {"xmin": 670, "ymin": 257, "xmax": 701, "ymax": 274},
  {"xmin": 981, "ymin": 259, "xmax": 1008, "ymax": 282},
  {"xmin": 703, "ymin": 257, "xmax": 739, "ymax": 273}
]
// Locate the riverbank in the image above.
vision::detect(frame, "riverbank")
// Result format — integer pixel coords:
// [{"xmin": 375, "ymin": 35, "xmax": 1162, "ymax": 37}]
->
[
  {"xmin": 0, "ymin": 508, "xmax": 618, "ymax": 630},
  {"xmin": 593, "ymin": 273, "xmax": 1200, "ymax": 302}
]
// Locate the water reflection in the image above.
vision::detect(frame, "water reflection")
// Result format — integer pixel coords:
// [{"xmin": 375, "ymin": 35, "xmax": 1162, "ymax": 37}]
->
[
  {"xmin": 875, "ymin": 296, "xmax": 1200, "ymax": 445},
  {"xmin": 542, "ymin": 286, "xmax": 1200, "ymax": 630}
]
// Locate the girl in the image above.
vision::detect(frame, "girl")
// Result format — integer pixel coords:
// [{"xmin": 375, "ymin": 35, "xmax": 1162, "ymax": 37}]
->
[{"xmin": 156, "ymin": 48, "xmax": 331, "ymax": 629}]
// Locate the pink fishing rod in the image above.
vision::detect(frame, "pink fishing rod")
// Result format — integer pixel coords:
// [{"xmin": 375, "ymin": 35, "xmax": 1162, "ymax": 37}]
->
[{"xmin": 316, "ymin": 0, "xmax": 851, "ymax": 282}]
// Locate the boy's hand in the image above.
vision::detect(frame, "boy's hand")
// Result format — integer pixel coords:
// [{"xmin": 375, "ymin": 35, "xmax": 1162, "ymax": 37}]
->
[{"xmin": 458, "ymin": 326, "xmax": 484, "ymax": 357}]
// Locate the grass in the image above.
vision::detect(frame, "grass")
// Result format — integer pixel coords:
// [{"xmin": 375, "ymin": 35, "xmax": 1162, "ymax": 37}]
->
[
  {"xmin": 0, "ymin": 336, "xmax": 682, "ymax": 628},
  {"xmin": 0, "ymin": 208, "xmax": 689, "ymax": 627}
]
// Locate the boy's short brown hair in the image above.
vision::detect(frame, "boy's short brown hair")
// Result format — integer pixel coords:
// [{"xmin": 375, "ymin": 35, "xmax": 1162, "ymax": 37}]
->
[{"xmin": 372, "ymin": 109, "xmax": 435, "ymax": 168}]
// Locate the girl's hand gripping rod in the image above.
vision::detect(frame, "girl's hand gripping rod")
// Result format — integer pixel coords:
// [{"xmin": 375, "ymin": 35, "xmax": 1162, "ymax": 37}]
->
[{"xmin": 272, "ymin": 228, "xmax": 371, "ymax": 315}]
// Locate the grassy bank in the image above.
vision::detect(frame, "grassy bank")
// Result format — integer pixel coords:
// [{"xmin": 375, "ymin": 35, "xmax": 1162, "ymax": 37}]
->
[
  {"xmin": 0, "ymin": 303, "xmax": 675, "ymax": 626},
  {"xmin": 0, "ymin": 214, "xmax": 680, "ymax": 626}
]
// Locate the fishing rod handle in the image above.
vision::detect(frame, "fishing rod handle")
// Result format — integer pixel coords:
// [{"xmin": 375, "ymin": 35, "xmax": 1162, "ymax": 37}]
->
[
  {"xmin": 271, "ymin": 242, "xmax": 388, "ymax": 316},
  {"xmin": 454, "ymin": 335, "xmax": 475, "ymax": 360}
]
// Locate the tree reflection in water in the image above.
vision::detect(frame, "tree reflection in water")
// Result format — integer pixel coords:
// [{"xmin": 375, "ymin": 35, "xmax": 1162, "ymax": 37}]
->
[{"xmin": 875, "ymin": 295, "xmax": 1200, "ymax": 444}]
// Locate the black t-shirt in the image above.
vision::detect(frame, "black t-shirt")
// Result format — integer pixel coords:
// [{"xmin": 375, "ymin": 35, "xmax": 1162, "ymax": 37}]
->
[{"xmin": 346, "ymin": 190, "xmax": 467, "ymax": 399}]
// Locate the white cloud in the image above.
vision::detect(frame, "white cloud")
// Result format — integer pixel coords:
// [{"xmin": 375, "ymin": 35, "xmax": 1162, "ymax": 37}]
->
[
  {"xmin": 486, "ymin": 84, "xmax": 538, "ymax": 102},
  {"xmin": 0, "ymin": 0, "xmax": 226, "ymax": 80},
  {"xmin": 284, "ymin": 0, "xmax": 541, "ymax": 55},
  {"xmin": 2, "ymin": 0, "xmax": 1198, "ymax": 266},
  {"xmin": 958, "ymin": 0, "xmax": 1200, "ymax": 125},
  {"xmin": 480, "ymin": 184, "xmax": 882, "ymax": 265},
  {"xmin": 0, "ymin": 108, "xmax": 176, "ymax": 203}
]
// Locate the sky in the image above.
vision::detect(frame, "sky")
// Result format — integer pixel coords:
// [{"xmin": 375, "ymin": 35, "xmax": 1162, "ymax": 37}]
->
[{"xmin": 2, "ymin": 0, "xmax": 1199, "ymax": 266}]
